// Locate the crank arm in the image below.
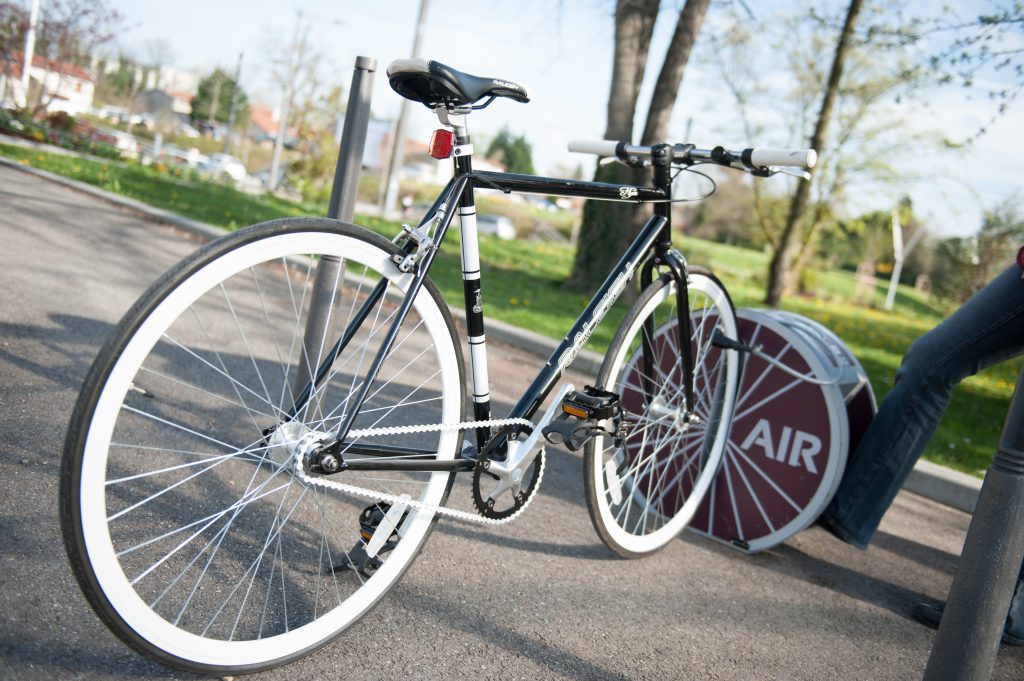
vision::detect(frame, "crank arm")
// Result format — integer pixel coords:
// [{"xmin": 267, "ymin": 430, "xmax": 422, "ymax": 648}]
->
[{"xmin": 488, "ymin": 383, "xmax": 576, "ymax": 480}]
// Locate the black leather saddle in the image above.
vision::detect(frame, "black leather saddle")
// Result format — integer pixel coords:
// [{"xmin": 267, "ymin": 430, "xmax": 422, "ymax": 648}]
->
[{"xmin": 387, "ymin": 58, "xmax": 530, "ymax": 109}]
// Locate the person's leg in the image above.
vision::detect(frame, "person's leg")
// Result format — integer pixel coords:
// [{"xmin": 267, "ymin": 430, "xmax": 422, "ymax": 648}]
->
[
  {"xmin": 913, "ymin": 560, "xmax": 1024, "ymax": 645},
  {"xmin": 819, "ymin": 264, "xmax": 1024, "ymax": 548},
  {"xmin": 1006, "ymin": 560, "xmax": 1024, "ymax": 642}
]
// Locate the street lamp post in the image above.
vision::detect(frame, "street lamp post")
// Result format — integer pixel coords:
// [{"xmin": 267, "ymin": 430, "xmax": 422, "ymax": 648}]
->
[
  {"xmin": 379, "ymin": 0, "xmax": 430, "ymax": 217},
  {"xmin": 223, "ymin": 52, "xmax": 244, "ymax": 155},
  {"xmin": 20, "ymin": 0, "xmax": 40, "ymax": 108}
]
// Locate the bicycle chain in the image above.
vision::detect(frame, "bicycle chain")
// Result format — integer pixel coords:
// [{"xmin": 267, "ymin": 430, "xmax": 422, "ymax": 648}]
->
[{"xmin": 291, "ymin": 417, "xmax": 544, "ymax": 526}]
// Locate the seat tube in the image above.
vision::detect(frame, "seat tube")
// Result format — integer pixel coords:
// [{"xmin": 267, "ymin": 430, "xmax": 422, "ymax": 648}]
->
[{"xmin": 452, "ymin": 126, "xmax": 492, "ymax": 449}]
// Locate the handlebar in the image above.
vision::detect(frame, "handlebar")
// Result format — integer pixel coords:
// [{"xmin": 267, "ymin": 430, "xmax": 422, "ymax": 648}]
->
[{"xmin": 567, "ymin": 139, "xmax": 817, "ymax": 175}]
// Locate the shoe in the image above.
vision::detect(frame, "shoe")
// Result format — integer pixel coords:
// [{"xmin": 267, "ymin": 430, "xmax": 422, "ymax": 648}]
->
[
  {"xmin": 913, "ymin": 600, "xmax": 1024, "ymax": 646},
  {"xmin": 814, "ymin": 514, "xmax": 868, "ymax": 550}
]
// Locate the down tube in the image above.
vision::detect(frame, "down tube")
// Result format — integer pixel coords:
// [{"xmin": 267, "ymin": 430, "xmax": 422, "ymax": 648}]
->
[{"xmin": 507, "ymin": 215, "xmax": 668, "ymax": 421}]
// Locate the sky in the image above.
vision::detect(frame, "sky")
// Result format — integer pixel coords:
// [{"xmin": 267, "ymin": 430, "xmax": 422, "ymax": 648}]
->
[{"xmin": 94, "ymin": 0, "xmax": 1024, "ymax": 238}]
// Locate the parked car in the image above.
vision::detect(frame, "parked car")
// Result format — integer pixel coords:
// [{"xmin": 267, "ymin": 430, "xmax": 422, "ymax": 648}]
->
[
  {"xmin": 195, "ymin": 121, "xmax": 228, "ymax": 140},
  {"xmin": 201, "ymin": 153, "xmax": 247, "ymax": 181},
  {"xmin": 476, "ymin": 214, "xmax": 517, "ymax": 240},
  {"xmin": 174, "ymin": 121, "xmax": 201, "ymax": 138},
  {"xmin": 89, "ymin": 127, "xmax": 138, "ymax": 157},
  {"xmin": 93, "ymin": 105, "xmax": 127, "ymax": 122}
]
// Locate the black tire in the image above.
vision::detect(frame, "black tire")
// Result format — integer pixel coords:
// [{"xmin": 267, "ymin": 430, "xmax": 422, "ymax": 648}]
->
[
  {"xmin": 584, "ymin": 267, "xmax": 740, "ymax": 558},
  {"xmin": 61, "ymin": 218, "xmax": 465, "ymax": 674}
]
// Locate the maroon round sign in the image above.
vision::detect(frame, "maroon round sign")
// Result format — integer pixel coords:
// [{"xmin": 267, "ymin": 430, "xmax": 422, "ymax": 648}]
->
[{"xmin": 688, "ymin": 309, "xmax": 861, "ymax": 552}]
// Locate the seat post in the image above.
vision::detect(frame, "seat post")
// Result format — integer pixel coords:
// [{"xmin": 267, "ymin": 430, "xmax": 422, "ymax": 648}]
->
[{"xmin": 437, "ymin": 107, "xmax": 492, "ymax": 450}]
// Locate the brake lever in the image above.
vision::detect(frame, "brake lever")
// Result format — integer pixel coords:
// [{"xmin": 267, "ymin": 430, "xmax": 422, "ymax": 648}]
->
[
  {"xmin": 598, "ymin": 156, "xmax": 649, "ymax": 169},
  {"xmin": 772, "ymin": 166, "xmax": 812, "ymax": 181}
]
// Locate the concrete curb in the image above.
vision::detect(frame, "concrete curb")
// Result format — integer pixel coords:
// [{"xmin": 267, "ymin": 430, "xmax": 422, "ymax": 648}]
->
[
  {"xmin": 906, "ymin": 460, "xmax": 981, "ymax": 513},
  {"xmin": 0, "ymin": 156, "xmax": 226, "ymax": 242},
  {"xmin": 1, "ymin": 156, "xmax": 980, "ymax": 514}
]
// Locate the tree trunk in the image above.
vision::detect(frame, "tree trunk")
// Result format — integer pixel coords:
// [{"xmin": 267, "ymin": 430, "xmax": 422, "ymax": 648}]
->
[
  {"xmin": 565, "ymin": 0, "xmax": 659, "ymax": 292},
  {"xmin": 763, "ymin": 0, "xmax": 864, "ymax": 307},
  {"xmin": 605, "ymin": 0, "xmax": 660, "ymax": 141},
  {"xmin": 639, "ymin": 0, "xmax": 710, "ymax": 146},
  {"xmin": 624, "ymin": 0, "xmax": 711, "ymax": 260}
]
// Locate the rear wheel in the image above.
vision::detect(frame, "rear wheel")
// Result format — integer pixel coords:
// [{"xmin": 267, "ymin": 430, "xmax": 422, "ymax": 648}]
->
[
  {"xmin": 60, "ymin": 218, "xmax": 464, "ymax": 674},
  {"xmin": 584, "ymin": 268, "xmax": 739, "ymax": 558}
]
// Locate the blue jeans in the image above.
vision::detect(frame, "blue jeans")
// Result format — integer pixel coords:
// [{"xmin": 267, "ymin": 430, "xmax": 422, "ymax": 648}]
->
[{"xmin": 818, "ymin": 264, "xmax": 1024, "ymax": 634}]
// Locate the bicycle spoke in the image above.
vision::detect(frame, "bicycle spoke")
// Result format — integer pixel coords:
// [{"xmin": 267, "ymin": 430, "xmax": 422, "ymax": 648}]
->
[
  {"xmin": 69, "ymin": 224, "xmax": 460, "ymax": 667},
  {"xmin": 218, "ymin": 282, "xmax": 278, "ymax": 418},
  {"xmin": 588, "ymin": 272, "xmax": 738, "ymax": 555}
]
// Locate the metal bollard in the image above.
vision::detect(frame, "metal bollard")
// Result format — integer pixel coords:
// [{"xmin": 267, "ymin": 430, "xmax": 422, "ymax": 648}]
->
[
  {"xmin": 923, "ymin": 365, "xmax": 1024, "ymax": 681},
  {"xmin": 293, "ymin": 56, "xmax": 377, "ymax": 410},
  {"xmin": 327, "ymin": 55, "xmax": 377, "ymax": 224}
]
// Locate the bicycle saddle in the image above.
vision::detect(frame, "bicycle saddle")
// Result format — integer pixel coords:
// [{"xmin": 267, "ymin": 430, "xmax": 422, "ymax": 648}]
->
[{"xmin": 387, "ymin": 58, "xmax": 530, "ymax": 109}]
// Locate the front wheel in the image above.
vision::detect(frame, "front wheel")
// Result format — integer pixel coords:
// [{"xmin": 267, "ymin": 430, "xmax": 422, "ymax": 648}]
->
[
  {"xmin": 584, "ymin": 267, "xmax": 739, "ymax": 558},
  {"xmin": 60, "ymin": 218, "xmax": 465, "ymax": 674}
]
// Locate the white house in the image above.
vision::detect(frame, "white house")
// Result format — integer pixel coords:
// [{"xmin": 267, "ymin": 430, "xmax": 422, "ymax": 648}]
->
[{"xmin": 1, "ymin": 51, "xmax": 95, "ymax": 115}]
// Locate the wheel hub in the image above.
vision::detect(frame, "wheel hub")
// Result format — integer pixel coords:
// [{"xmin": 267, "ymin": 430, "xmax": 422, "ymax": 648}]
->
[
  {"xmin": 648, "ymin": 397, "xmax": 701, "ymax": 433},
  {"xmin": 266, "ymin": 422, "xmax": 333, "ymax": 474}
]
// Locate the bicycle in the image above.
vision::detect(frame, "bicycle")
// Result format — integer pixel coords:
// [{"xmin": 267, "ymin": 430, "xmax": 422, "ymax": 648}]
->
[{"xmin": 59, "ymin": 58, "xmax": 816, "ymax": 674}]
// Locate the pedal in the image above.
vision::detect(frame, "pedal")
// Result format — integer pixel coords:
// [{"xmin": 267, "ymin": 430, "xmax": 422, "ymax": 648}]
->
[
  {"xmin": 542, "ymin": 385, "xmax": 623, "ymax": 451},
  {"xmin": 337, "ymin": 500, "xmax": 410, "ymax": 576}
]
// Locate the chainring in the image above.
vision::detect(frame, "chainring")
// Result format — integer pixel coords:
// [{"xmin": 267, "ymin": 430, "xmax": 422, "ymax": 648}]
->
[{"xmin": 471, "ymin": 426, "xmax": 544, "ymax": 520}]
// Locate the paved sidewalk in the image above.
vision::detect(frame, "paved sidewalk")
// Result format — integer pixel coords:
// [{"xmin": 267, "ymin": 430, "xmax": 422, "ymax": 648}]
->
[{"xmin": 1, "ymin": 163, "xmax": 1021, "ymax": 679}]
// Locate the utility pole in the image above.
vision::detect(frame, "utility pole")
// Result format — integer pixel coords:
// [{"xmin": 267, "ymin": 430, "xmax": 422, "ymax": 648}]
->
[
  {"xmin": 20, "ymin": 0, "xmax": 40, "ymax": 108},
  {"xmin": 223, "ymin": 52, "xmax": 244, "ymax": 154},
  {"xmin": 207, "ymin": 76, "xmax": 222, "ymax": 126},
  {"xmin": 380, "ymin": 0, "xmax": 429, "ymax": 216},
  {"xmin": 268, "ymin": 11, "xmax": 304, "ymax": 192},
  {"xmin": 883, "ymin": 208, "xmax": 926, "ymax": 311}
]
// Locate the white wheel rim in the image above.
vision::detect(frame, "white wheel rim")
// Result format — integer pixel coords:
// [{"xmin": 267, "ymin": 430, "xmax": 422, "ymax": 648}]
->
[
  {"xmin": 593, "ymin": 275, "xmax": 738, "ymax": 554},
  {"xmin": 77, "ymin": 231, "xmax": 461, "ymax": 667}
]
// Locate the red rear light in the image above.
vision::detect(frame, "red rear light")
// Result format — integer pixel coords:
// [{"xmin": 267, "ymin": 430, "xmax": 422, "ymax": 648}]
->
[{"xmin": 428, "ymin": 129, "xmax": 454, "ymax": 159}]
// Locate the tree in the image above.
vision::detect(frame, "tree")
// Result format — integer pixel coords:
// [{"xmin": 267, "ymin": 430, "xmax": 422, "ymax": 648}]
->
[
  {"xmin": 0, "ymin": 0, "xmax": 120, "ymax": 115},
  {"xmin": 288, "ymin": 83, "xmax": 347, "ymax": 203},
  {"xmin": 263, "ymin": 11, "xmax": 332, "ymax": 191},
  {"xmin": 683, "ymin": 172, "xmax": 781, "ymax": 249},
  {"xmin": 968, "ymin": 196, "xmax": 1024, "ymax": 293},
  {"xmin": 95, "ymin": 51, "xmax": 139, "ymax": 102},
  {"xmin": 928, "ymin": 197, "xmax": 1023, "ymax": 302},
  {"xmin": 485, "ymin": 127, "xmax": 535, "ymax": 174},
  {"xmin": 763, "ymin": 0, "xmax": 864, "ymax": 306},
  {"xmin": 704, "ymin": 2, "xmax": 965, "ymax": 306},
  {"xmin": 191, "ymin": 68, "xmax": 248, "ymax": 128},
  {"xmin": 900, "ymin": 3, "xmax": 1024, "ymax": 144},
  {"xmin": 566, "ymin": 0, "xmax": 710, "ymax": 291}
]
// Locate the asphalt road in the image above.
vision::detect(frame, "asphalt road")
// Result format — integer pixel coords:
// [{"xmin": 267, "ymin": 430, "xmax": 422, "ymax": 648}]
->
[{"xmin": 1, "ymin": 163, "xmax": 1022, "ymax": 680}]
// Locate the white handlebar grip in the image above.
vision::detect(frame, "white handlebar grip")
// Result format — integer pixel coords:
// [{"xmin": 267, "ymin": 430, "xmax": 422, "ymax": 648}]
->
[
  {"xmin": 568, "ymin": 139, "xmax": 621, "ymax": 157},
  {"xmin": 749, "ymin": 148, "xmax": 817, "ymax": 169}
]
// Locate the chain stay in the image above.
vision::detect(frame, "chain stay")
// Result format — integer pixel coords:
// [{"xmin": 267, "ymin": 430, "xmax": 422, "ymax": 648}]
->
[{"xmin": 293, "ymin": 416, "xmax": 541, "ymax": 526}]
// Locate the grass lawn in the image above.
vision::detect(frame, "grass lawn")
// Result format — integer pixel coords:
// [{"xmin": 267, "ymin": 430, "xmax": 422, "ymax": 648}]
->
[{"xmin": 3, "ymin": 139, "xmax": 1018, "ymax": 477}]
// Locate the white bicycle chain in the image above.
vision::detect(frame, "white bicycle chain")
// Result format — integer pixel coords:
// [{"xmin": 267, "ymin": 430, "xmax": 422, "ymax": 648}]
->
[{"xmin": 292, "ymin": 417, "xmax": 545, "ymax": 526}]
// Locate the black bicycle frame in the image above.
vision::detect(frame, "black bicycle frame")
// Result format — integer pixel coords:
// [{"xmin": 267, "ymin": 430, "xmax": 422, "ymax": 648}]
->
[{"xmin": 293, "ymin": 147, "xmax": 696, "ymax": 474}]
